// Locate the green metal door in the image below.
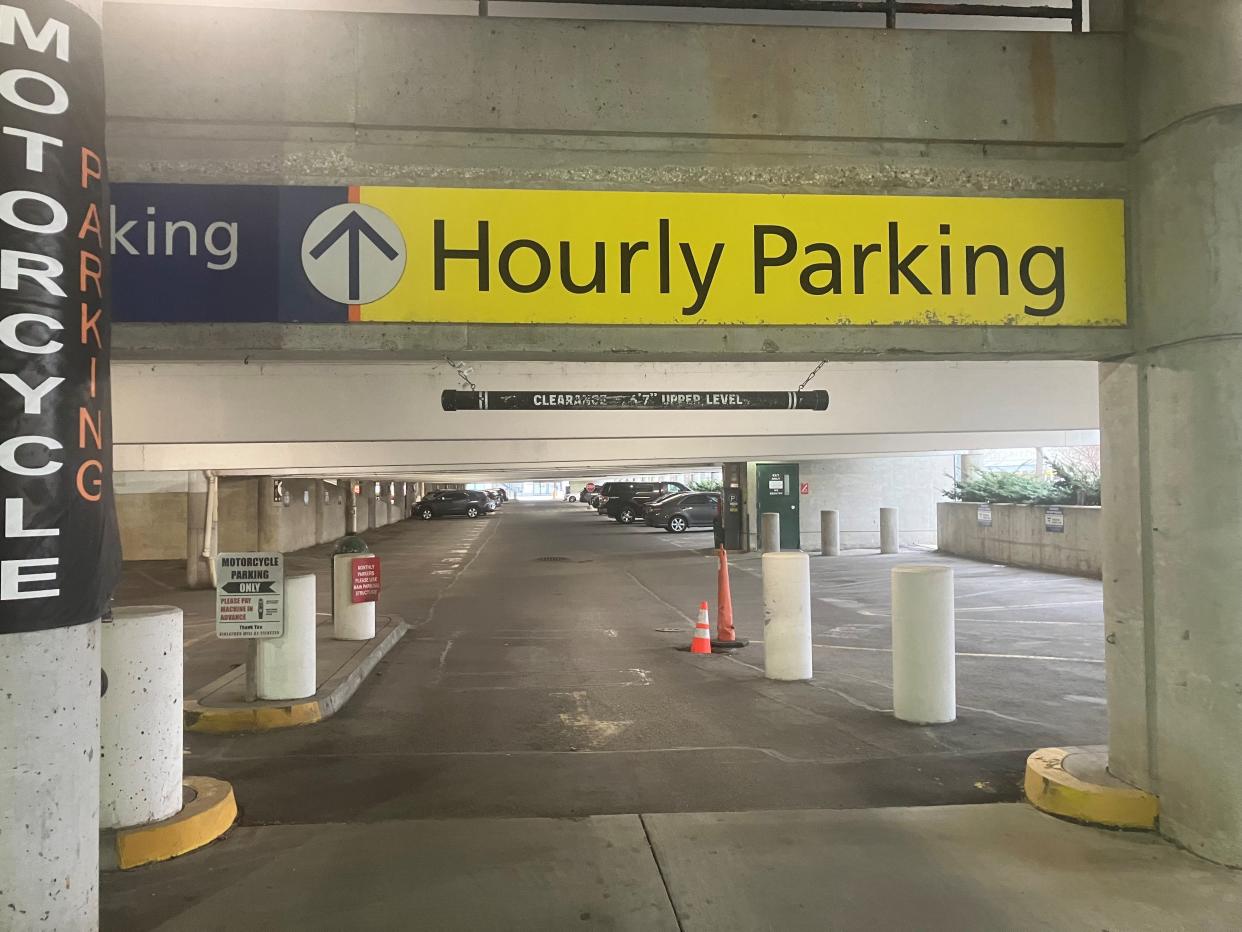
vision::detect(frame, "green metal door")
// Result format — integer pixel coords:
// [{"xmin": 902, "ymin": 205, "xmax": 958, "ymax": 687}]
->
[{"xmin": 756, "ymin": 463, "xmax": 800, "ymax": 550}]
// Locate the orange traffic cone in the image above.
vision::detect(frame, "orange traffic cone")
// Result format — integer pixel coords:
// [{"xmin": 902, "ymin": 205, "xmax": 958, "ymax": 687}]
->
[
  {"xmin": 712, "ymin": 547, "xmax": 749, "ymax": 650},
  {"xmin": 690, "ymin": 602, "xmax": 713, "ymax": 654}
]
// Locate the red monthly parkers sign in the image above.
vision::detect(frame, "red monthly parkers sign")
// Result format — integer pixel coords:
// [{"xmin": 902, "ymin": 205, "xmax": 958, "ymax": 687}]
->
[{"xmin": 351, "ymin": 555, "xmax": 381, "ymax": 603}]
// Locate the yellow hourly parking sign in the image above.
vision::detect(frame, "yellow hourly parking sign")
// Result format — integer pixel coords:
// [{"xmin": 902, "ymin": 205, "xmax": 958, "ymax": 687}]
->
[{"xmin": 357, "ymin": 187, "xmax": 1126, "ymax": 326}]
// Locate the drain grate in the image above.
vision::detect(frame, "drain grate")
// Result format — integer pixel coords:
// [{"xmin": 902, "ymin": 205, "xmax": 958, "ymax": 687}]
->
[{"xmin": 535, "ymin": 556, "xmax": 571, "ymax": 563}]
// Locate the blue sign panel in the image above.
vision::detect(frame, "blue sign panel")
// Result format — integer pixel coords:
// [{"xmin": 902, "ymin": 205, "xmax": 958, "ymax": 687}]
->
[{"xmin": 110, "ymin": 183, "xmax": 349, "ymax": 323}]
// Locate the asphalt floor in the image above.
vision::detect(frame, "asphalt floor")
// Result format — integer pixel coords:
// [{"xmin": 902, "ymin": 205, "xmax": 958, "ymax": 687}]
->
[{"xmin": 102, "ymin": 501, "xmax": 1242, "ymax": 930}]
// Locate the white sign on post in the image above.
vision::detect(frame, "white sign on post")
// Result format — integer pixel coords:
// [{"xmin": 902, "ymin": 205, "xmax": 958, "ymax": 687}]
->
[{"xmin": 216, "ymin": 552, "xmax": 285, "ymax": 638}]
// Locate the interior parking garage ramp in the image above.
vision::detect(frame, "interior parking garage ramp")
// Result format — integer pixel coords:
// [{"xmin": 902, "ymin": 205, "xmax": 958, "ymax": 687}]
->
[{"xmin": 99, "ymin": 502, "xmax": 1242, "ymax": 930}]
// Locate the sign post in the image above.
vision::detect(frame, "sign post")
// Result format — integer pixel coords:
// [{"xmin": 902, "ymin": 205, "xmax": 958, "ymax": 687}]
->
[
  {"xmin": 215, "ymin": 552, "xmax": 285, "ymax": 639},
  {"xmin": 350, "ymin": 555, "xmax": 381, "ymax": 604},
  {"xmin": 216, "ymin": 551, "xmax": 285, "ymax": 702}
]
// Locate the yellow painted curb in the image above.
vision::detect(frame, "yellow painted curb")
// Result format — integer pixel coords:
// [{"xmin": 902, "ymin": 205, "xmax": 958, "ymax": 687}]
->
[
  {"xmin": 185, "ymin": 697, "xmax": 322, "ymax": 734},
  {"xmin": 1025, "ymin": 747, "xmax": 1158, "ymax": 830},
  {"xmin": 114, "ymin": 776, "xmax": 238, "ymax": 870}
]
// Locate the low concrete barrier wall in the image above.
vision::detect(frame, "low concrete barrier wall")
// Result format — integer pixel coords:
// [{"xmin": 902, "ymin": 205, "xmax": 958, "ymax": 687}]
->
[{"xmin": 936, "ymin": 502, "xmax": 1102, "ymax": 578}]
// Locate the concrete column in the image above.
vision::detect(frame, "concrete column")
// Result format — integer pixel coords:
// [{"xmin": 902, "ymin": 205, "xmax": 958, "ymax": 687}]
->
[
  {"xmin": 760, "ymin": 512, "xmax": 780, "ymax": 552},
  {"xmin": 186, "ymin": 471, "xmax": 215, "ymax": 589},
  {"xmin": 959, "ymin": 453, "xmax": 985, "ymax": 480},
  {"xmin": 891, "ymin": 565, "xmax": 956, "ymax": 725},
  {"xmin": 346, "ymin": 482, "xmax": 359, "ymax": 534},
  {"xmin": 256, "ymin": 574, "xmax": 317, "ymax": 700},
  {"xmin": 100, "ymin": 607, "xmax": 183, "ymax": 829},
  {"xmin": 761, "ymin": 552, "xmax": 812, "ymax": 681},
  {"xmin": 879, "ymin": 508, "xmax": 899, "ymax": 554},
  {"xmin": 314, "ymin": 480, "xmax": 327, "ymax": 544},
  {"xmin": 1090, "ymin": 0, "xmax": 1125, "ymax": 31},
  {"xmin": 1108, "ymin": 0, "xmax": 1242, "ymax": 865},
  {"xmin": 820, "ymin": 510, "xmax": 840, "ymax": 556},
  {"xmin": 1, "ymin": 624, "xmax": 101, "ymax": 927},
  {"xmin": 257, "ymin": 477, "xmax": 284, "ymax": 553},
  {"xmin": 1100, "ymin": 361, "xmax": 1151, "ymax": 788}
]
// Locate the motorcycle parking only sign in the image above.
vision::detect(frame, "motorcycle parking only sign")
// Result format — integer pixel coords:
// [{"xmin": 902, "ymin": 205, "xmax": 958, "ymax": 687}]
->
[{"xmin": 216, "ymin": 552, "xmax": 285, "ymax": 638}]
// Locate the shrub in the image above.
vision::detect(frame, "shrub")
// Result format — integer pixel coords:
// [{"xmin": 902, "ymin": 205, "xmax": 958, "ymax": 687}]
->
[
  {"xmin": 690, "ymin": 478, "xmax": 723, "ymax": 492},
  {"xmin": 1049, "ymin": 456, "xmax": 1101, "ymax": 506},
  {"xmin": 945, "ymin": 455, "xmax": 1101, "ymax": 506},
  {"xmin": 944, "ymin": 470, "xmax": 1066, "ymax": 505}
]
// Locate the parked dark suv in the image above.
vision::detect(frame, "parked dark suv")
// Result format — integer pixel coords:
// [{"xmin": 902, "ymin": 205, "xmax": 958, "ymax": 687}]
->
[
  {"xmin": 644, "ymin": 491, "xmax": 721, "ymax": 532},
  {"xmin": 414, "ymin": 489, "xmax": 495, "ymax": 520},
  {"xmin": 599, "ymin": 481, "xmax": 691, "ymax": 524}
]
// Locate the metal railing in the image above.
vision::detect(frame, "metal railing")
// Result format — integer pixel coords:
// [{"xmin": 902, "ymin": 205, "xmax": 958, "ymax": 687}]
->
[{"xmin": 496, "ymin": 0, "xmax": 1083, "ymax": 31}]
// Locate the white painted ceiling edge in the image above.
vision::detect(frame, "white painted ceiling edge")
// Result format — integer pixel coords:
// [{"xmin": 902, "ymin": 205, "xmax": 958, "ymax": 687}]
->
[
  {"xmin": 100, "ymin": 0, "xmax": 1086, "ymax": 32},
  {"xmin": 112, "ymin": 358, "xmax": 1099, "ymax": 477}
]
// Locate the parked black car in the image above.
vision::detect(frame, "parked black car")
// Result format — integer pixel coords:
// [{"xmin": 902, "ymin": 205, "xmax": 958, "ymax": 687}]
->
[
  {"xmin": 644, "ymin": 491, "xmax": 721, "ymax": 532},
  {"xmin": 600, "ymin": 481, "xmax": 692, "ymax": 523},
  {"xmin": 414, "ymin": 489, "xmax": 496, "ymax": 520}
]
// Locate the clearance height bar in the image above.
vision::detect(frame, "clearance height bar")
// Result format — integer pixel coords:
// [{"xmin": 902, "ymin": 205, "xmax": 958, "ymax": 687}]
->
[{"xmin": 441, "ymin": 391, "xmax": 831, "ymax": 411}]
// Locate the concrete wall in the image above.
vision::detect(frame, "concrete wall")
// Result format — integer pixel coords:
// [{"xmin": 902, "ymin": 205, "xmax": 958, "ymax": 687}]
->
[
  {"xmin": 318, "ymin": 481, "xmax": 348, "ymax": 541},
  {"xmin": 119, "ymin": 474, "xmax": 393, "ymax": 560},
  {"xmin": 114, "ymin": 472, "xmax": 188, "ymax": 561},
  {"xmin": 259, "ymin": 477, "xmax": 405, "ymax": 550},
  {"xmin": 799, "ymin": 456, "xmax": 954, "ymax": 551},
  {"xmin": 745, "ymin": 455, "xmax": 951, "ymax": 551},
  {"xmin": 104, "ymin": 4, "xmax": 1129, "ymax": 364},
  {"xmin": 218, "ymin": 477, "xmax": 260, "ymax": 552},
  {"xmin": 258, "ymin": 478, "xmax": 322, "ymax": 552},
  {"xmin": 937, "ymin": 502, "xmax": 1101, "ymax": 577}
]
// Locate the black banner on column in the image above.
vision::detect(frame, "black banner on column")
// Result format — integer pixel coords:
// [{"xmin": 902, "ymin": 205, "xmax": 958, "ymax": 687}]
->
[{"xmin": 1, "ymin": 1, "xmax": 121, "ymax": 633}]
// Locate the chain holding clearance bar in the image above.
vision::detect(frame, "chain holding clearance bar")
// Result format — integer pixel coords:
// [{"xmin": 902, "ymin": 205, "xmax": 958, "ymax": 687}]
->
[{"xmin": 441, "ymin": 390, "xmax": 830, "ymax": 411}]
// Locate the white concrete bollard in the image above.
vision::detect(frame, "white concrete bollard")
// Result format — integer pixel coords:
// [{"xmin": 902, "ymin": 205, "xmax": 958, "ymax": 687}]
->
[
  {"xmin": 891, "ymin": 565, "xmax": 956, "ymax": 724},
  {"xmin": 762, "ymin": 551, "xmax": 813, "ymax": 681},
  {"xmin": 821, "ymin": 509, "xmax": 840, "ymax": 556},
  {"xmin": 880, "ymin": 507, "xmax": 900, "ymax": 554},
  {"xmin": 1, "ymin": 623, "xmax": 101, "ymax": 925},
  {"xmin": 333, "ymin": 553, "xmax": 376, "ymax": 640},
  {"xmin": 256, "ymin": 573, "xmax": 317, "ymax": 700},
  {"xmin": 101, "ymin": 606, "xmax": 184, "ymax": 830},
  {"xmin": 760, "ymin": 511, "xmax": 781, "ymax": 552}
]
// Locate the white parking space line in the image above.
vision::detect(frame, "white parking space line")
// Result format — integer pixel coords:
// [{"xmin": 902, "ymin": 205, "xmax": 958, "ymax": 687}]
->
[
  {"xmin": 846, "ymin": 614, "xmax": 1099, "ymax": 626},
  {"xmin": 956, "ymin": 600, "xmax": 1103, "ymax": 612},
  {"xmin": 724, "ymin": 653, "xmax": 892, "ymax": 713},
  {"xmin": 811, "ymin": 643, "xmax": 1103, "ymax": 663},
  {"xmin": 832, "ymin": 670, "xmax": 1056, "ymax": 728}
]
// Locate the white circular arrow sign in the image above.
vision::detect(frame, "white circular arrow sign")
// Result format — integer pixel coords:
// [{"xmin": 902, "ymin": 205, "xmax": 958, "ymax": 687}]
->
[{"xmin": 301, "ymin": 203, "xmax": 406, "ymax": 305}]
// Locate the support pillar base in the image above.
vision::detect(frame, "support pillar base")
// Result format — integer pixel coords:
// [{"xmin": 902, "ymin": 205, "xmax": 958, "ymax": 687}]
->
[
  {"xmin": 102, "ymin": 776, "xmax": 237, "ymax": 871},
  {"xmin": 1024, "ymin": 746, "xmax": 1158, "ymax": 831}
]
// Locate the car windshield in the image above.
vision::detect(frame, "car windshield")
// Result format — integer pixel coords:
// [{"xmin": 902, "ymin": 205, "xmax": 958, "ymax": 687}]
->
[{"xmin": 657, "ymin": 492, "xmax": 691, "ymax": 507}]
